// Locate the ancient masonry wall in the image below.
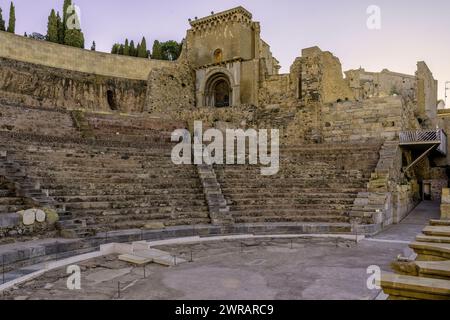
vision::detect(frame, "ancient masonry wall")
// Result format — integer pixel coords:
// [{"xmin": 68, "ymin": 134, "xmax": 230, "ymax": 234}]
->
[
  {"xmin": 0, "ymin": 58, "xmax": 148, "ymax": 113},
  {"xmin": 145, "ymin": 61, "xmax": 196, "ymax": 114},
  {"xmin": 321, "ymin": 96, "xmax": 421, "ymax": 143},
  {"xmin": 0, "ymin": 31, "xmax": 173, "ymax": 80}
]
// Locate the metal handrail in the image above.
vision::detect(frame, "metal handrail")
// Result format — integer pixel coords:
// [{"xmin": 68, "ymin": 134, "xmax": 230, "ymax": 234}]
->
[{"xmin": 399, "ymin": 129, "xmax": 447, "ymax": 155}]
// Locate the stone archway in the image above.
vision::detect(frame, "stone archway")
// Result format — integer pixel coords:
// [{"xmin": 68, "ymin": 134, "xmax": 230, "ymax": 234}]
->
[{"xmin": 204, "ymin": 72, "xmax": 232, "ymax": 108}]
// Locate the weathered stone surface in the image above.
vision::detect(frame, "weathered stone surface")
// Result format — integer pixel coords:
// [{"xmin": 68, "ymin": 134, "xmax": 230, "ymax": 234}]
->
[
  {"xmin": 18, "ymin": 209, "xmax": 36, "ymax": 226},
  {"xmin": 143, "ymin": 222, "xmax": 166, "ymax": 230},
  {"xmin": 381, "ymin": 273, "xmax": 450, "ymax": 300},
  {"xmin": 44, "ymin": 208, "xmax": 59, "ymax": 224},
  {"xmin": 35, "ymin": 209, "xmax": 46, "ymax": 223}
]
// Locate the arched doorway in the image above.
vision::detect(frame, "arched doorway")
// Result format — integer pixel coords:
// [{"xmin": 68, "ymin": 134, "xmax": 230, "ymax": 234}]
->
[{"xmin": 204, "ymin": 73, "xmax": 232, "ymax": 108}]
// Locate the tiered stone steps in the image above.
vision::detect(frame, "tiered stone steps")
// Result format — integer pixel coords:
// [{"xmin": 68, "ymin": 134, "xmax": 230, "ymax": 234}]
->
[
  {"xmin": 0, "ymin": 134, "xmax": 211, "ymax": 237},
  {"xmin": 381, "ymin": 220, "xmax": 450, "ymax": 299},
  {"xmin": 215, "ymin": 143, "xmax": 381, "ymax": 226}
]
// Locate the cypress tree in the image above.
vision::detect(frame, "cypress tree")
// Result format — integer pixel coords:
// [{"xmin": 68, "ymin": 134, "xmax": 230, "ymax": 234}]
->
[
  {"xmin": 6, "ymin": 2, "xmax": 15, "ymax": 34},
  {"xmin": 0, "ymin": 7, "xmax": 5, "ymax": 31},
  {"xmin": 63, "ymin": 1, "xmax": 85, "ymax": 49},
  {"xmin": 151, "ymin": 40, "xmax": 162, "ymax": 59},
  {"xmin": 118, "ymin": 44, "xmax": 124, "ymax": 55},
  {"xmin": 138, "ymin": 37, "xmax": 148, "ymax": 58},
  {"xmin": 46, "ymin": 9, "xmax": 59, "ymax": 43},
  {"xmin": 129, "ymin": 40, "xmax": 136, "ymax": 57},
  {"xmin": 136, "ymin": 43, "xmax": 141, "ymax": 57},
  {"xmin": 64, "ymin": 28, "xmax": 84, "ymax": 48},
  {"xmin": 123, "ymin": 39, "xmax": 130, "ymax": 56},
  {"xmin": 56, "ymin": 12, "xmax": 64, "ymax": 44},
  {"xmin": 62, "ymin": 0, "xmax": 72, "ymax": 37}
]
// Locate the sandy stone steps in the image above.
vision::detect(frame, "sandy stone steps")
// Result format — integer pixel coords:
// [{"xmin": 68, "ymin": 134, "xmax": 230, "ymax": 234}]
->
[
  {"xmin": 25, "ymin": 165, "xmax": 195, "ymax": 175},
  {"xmin": 55, "ymin": 193, "xmax": 207, "ymax": 203},
  {"xmin": 231, "ymin": 197, "xmax": 356, "ymax": 205},
  {"xmin": 89, "ymin": 217, "xmax": 210, "ymax": 231},
  {"xmin": 227, "ymin": 192, "xmax": 359, "ymax": 200},
  {"xmin": 48, "ymin": 188, "xmax": 204, "ymax": 197},
  {"xmin": 234, "ymin": 215, "xmax": 350, "ymax": 224},
  {"xmin": 64, "ymin": 198, "xmax": 207, "ymax": 210},
  {"xmin": 73, "ymin": 205, "xmax": 209, "ymax": 217},
  {"xmin": 416, "ymin": 235, "xmax": 450, "ymax": 244},
  {"xmin": 410, "ymin": 242, "xmax": 450, "ymax": 261},
  {"xmin": 27, "ymin": 170, "xmax": 200, "ymax": 181},
  {"xmin": 380, "ymin": 273, "xmax": 450, "ymax": 300},
  {"xmin": 223, "ymin": 187, "xmax": 366, "ymax": 194},
  {"xmin": 415, "ymin": 261, "xmax": 450, "ymax": 280},
  {"xmin": 430, "ymin": 220, "xmax": 450, "ymax": 227},
  {"xmin": 0, "ymin": 197, "xmax": 25, "ymax": 205},
  {"xmin": 95, "ymin": 211, "xmax": 210, "ymax": 224},
  {"xmin": 230, "ymin": 203, "xmax": 352, "ymax": 211},
  {"xmin": 45, "ymin": 181, "xmax": 203, "ymax": 192},
  {"xmin": 422, "ymin": 226, "xmax": 450, "ymax": 238},
  {"xmin": 230, "ymin": 208, "xmax": 348, "ymax": 217}
]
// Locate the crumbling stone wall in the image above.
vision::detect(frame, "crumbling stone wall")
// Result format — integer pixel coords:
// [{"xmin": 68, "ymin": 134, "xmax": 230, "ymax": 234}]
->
[
  {"xmin": 0, "ymin": 104, "xmax": 80, "ymax": 137},
  {"xmin": 416, "ymin": 61, "xmax": 438, "ymax": 126},
  {"xmin": 321, "ymin": 96, "xmax": 421, "ymax": 143},
  {"xmin": 0, "ymin": 58, "xmax": 148, "ymax": 113},
  {"xmin": 345, "ymin": 68, "xmax": 416, "ymax": 101},
  {"xmin": 144, "ymin": 60, "xmax": 196, "ymax": 115}
]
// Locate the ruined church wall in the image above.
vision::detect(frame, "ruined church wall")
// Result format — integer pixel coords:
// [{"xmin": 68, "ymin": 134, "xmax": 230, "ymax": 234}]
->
[
  {"xmin": 0, "ymin": 31, "xmax": 173, "ymax": 80},
  {"xmin": 0, "ymin": 58, "xmax": 147, "ymax": 113}
]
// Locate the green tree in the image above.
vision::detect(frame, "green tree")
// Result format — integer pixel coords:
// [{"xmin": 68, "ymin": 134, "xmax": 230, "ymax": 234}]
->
[
  {"xmin": 123, "ymin": 39, "xmax": 130, "ymax": 56},
  {"xmin": 56, "ymin": 12, "xmax": 64, "ymax": 44},
  {"xmin": 0, "ymin": 7, "xmax": 5, "ymax": 31},
  {"xmin": 160, "ymin": 40, "xmax": 181, "ymax": 61},
  {"xmin": 46, "ymin": 9, "xmax": 59, "ymax": 43},
  {"xmin": 64, "ymin": 28, "xmax": 84, "ymax": 48},
  {"xmin": 129, "ymin": 40, "xmax": 136, "ymax": 57},
  {"xmin": 62, "ymin": 0, "xmax": 72, "ymax": 36},
  {"xmin": 63, "ymin": 2, "xmax": 84, "ymax": 48},
  {"xmin": 7, "ymin": 2, "xmax": 15, "ymax": 34},
  {"xmin": 138, "ymin": 37, "xmax": 148, "ymax": 58},
  {"xmin": 118, "ymin": 44, "xmax": 124, "ymax": 55},
  {"xmin": 111, "ymin": 43, "xmax": 120, "ymax": 54},
  {"xmin": 151, "ymin": 40, "xmax": 162, "ymax": 59}
]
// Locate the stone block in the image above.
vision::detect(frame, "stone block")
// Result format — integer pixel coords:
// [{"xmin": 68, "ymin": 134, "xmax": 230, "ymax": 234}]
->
[
  {"xmin": 44, "ymin": 208, "xmax": 59, "ymax": 224},
  {"xmin": 18, "ymin": 209, "xmax": 36, "ymax": 226},
  {"xmin": 118, "ymin": 254, "xmax": 152, "ymax": 265},
  {"xmin": 441, "ymin": 188, "xmax": 450, "ymax": 204},
  {"xmin": 143, "ymin": 222, "xmax": 165, "ymax": 230},
  {"xmin": 441, "ymin": 204, "xmax": 450, "ymax": 220},
  {"xmin": 35, "ymin": 209, "xmax": 46, "ymax": 223}
]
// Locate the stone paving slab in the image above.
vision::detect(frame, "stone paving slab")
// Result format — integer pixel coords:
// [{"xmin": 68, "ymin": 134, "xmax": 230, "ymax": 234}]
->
[{"xmin": 118, "ymin": 254, "xmax": 152, "ymax": 265}]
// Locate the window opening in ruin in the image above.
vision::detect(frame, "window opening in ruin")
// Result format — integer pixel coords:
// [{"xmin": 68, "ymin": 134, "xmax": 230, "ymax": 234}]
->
[
  {"xmin": 298, "ymin": 77, "xmax": 303, "ymax": 99},
  {"xmin": 214, "ymin": 49, "xmax": 223, "ymax": 63},
  {"xmin": 107, "ymin": 90, "xmax": 118, "ymax": 111}
]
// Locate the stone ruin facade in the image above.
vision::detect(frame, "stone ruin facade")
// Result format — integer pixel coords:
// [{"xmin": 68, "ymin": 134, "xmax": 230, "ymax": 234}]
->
[{"xmin": 0, "ymin": 6, "xmax": 449, "ymax": 248}]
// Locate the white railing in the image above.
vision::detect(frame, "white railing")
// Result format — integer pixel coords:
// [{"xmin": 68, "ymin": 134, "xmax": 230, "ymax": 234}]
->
[{"xmin": 399, "ymin": 129, "xmax": 447, "ymax": 155}]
